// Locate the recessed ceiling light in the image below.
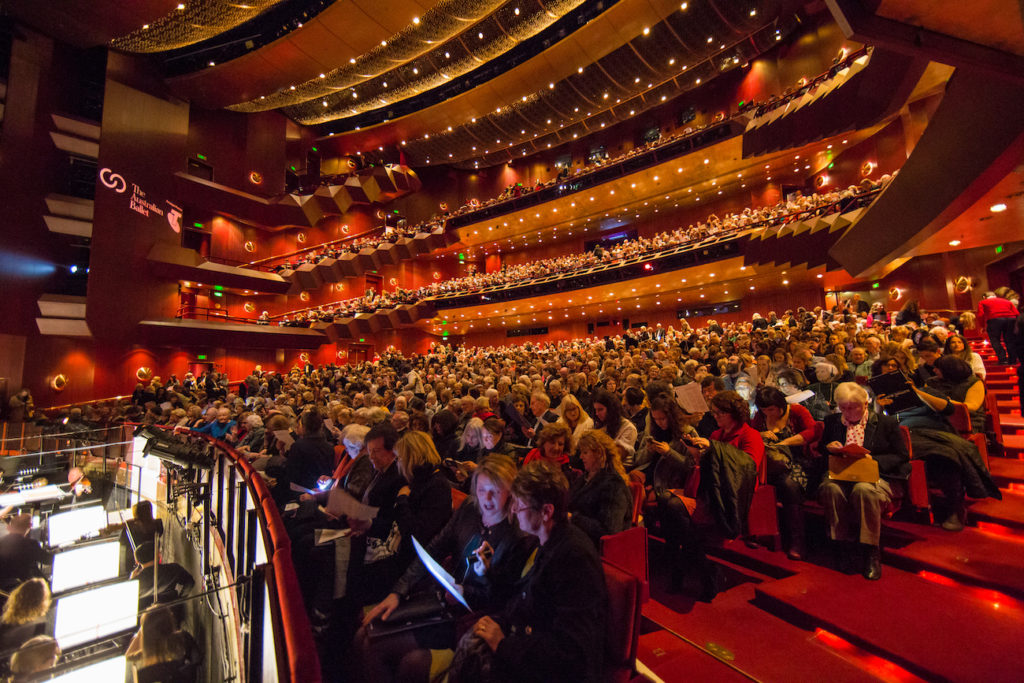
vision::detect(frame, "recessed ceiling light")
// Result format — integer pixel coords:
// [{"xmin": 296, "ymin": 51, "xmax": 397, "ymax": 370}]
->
[
  {"xmin": 990, "ymin": 203, "xmax": 1008, "ymax": 213},
  {"xmin": 948, "ymin": 239, "xmax": 962, "ymax": 246}
]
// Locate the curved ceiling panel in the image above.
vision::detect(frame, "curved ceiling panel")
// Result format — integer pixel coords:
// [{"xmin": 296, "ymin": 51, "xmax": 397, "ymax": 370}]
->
[
  {"xmin": 232, "ymin": 0, "xmax": 582, "ymax": 118},
  {"xmin": 4, "ymin": 0, "xmax": 181, "ymax": 48},
  {"xmin": 315, "ymin": 0, "xmax": 786, "ymax": 166},
  {"xmin": 167, "ymin": 0, "xmax": 449, "ymax": 107},
  {"xmin": 110, "ymin": 0, "xmax": 286, "ymax": 53}
]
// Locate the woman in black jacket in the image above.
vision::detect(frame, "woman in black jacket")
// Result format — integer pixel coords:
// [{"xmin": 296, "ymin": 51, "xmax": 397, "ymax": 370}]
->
[
  {"xmin": 568, "ymin": 429, "xmax": 632, "ymax": 547},
  {"xmin": 359, "ymin": 455, "xmax": 535, "ymax": 682}
]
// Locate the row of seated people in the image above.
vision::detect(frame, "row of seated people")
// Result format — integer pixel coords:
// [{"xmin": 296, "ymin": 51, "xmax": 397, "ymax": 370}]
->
[
  {"xmin": 269, "ymin": 219, "xmax": 444, "ymax": 274},
  {"xmin": 60, "ymin": 305, "xmax": 994, "ymax": 678},
  {"xmin": 411, "ymin": 45, "xmax": 872, "ymax": 229},
  {"xmin": 262, "ymin": 179, "xmax": 889, "ymax": 327},
  {"xmin": 442, "ymin": 115, "xmax": 728, "ymax": 220},
  {"xmin": 739, "ymin": 45, "xmax": 871, "ymax": 120}
]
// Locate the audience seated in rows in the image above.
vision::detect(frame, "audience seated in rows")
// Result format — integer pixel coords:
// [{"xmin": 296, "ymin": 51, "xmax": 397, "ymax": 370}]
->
[
  {"xmin": 30, "ymin": 294, "xmax": 1016, "ymax": 681},
  {"xmin": 269, "ymin": 179, "xmax": 889, "ymax": 327}
]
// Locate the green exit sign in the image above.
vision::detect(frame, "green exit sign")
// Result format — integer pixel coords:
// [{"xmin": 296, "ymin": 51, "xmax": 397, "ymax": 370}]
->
[
  {"xmin": 996, "ymin": 245, "xmax": 1004, "ymax": 254},
  {"xmin": 197, "ymin": 354, "xmax": 207, "ymax": 360},
  {"xmin": 872, "ymin": 282, "xmax": 880, "ymax": 289}
]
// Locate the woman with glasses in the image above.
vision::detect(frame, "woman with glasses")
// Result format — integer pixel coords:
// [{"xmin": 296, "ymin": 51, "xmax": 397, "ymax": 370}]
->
[
  {"xmin": 460, "ymin": 461, "xmax": 607, "ymax": 682},
  {"xmin": 818, "ymin": 382, "xmax": 907, "ymax": 579},
  {"xmin": 359, "ymin": 455, "xmax": 534, "ymax": 682},
  {"xmin": 556, "ymin": 394, "xmax": 594, "ymax": 453}
]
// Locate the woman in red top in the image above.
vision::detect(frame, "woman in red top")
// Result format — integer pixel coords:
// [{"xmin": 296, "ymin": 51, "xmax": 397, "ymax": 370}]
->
[
  {"xmin": 521, "ymin": 423, "xmax": 574, "ymax": 479},
  {"xmin": 707, "ymin": 391, "xmax": 765, "ymax": 473},
  {"xmin": 752, "ymin": 386, "xmax": 820, "ymax": 560}
]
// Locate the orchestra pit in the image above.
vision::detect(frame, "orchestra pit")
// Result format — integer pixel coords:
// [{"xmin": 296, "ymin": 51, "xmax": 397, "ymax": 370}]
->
[{"xmin": 3, "ymin": 1, "xmax": 1024, "ymax": 681}]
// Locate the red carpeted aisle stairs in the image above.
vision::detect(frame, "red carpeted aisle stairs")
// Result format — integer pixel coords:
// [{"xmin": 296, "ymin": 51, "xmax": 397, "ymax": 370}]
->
[{"xmin": 636, "ymin": 339, "xmax": 1024, "ymax": 682}]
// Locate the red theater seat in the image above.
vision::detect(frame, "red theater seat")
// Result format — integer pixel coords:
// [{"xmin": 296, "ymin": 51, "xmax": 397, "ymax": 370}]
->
[
  {"xmin": 601, "ymin": 526, "xmax": 649, "ymax": 603},
  {"xmin": 603, "ymin": 560, "xmax": 643, "ymax": 683}
]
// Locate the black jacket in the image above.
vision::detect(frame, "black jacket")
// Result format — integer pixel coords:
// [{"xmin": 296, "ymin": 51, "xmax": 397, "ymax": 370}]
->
[
  {"xmin": 0, "ymin": 534, "xmax": 49, "ymax": 589},
  {"xmin": 392, "ymin": 468, "xmax": 454, "ymax": 571},
  {"xmin": 392, "ymin": 498, "xmax": 534, "ymax": 612},
  {"xmin": 285, "ymin": 435, "xmax": 334, "ymax": 494},
  {"xmin": 820, "ymin": 411, "xmax": 910, "ymax": 480},
  {"xmin": 699, "ymin": 441, "xmax": 757, "ymax": 539},
  {"xmin": 568, "ymin": 467, "xmax": 632, "ymax": 547},
  {"xmin": 494, "ymin": 522, "xmax": 606, "ymax": 683}
]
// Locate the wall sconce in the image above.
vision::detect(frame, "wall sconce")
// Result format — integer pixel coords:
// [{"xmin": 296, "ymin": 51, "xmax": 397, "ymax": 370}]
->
[
  {"xmin": 815, "ymin": 174, "xmax": 829, "ymax": 188},
  {"xmin": 136, "ymin": 367, "xmax": 153, "ymax": 382},
  {"xmin": 337, "ymin": 349, "xmax": 347, "ymax": 359},
  {"xmin": 49, "ymin": 374, "xmax": 68, "ymax": 392},
  {"xmin": 243, "ymin": 302, "xmax": 256, "ymax": 313},
  {"xmin": 296, "ymin": 232, "xmax": 307, "ymax": 243},
  {"xmin": 299, "ymin": 353, "xmax": 310, "ymax": 363},
  {"xmin": 341, "ymin": 224, "xmax": 350, "ymax": 234},
  {"xmin": 244, "ymin": 240, "xmax": 255, "ymax": 252},
  {"xmin": 888, "ymin": 287, "xmax": 902, "ymax": 301},
  {"xmin": 954, "ymin": 276, "xmax": 973, "ymax": 294},
  {"xmin": 433, "ymin": 271, "xmax": 441, "ymax": 280},
  {"xmin": 860, "ymin": 161, "xmax": 875, "ymax": 177},
  {"xmin": 249, "ymin": 171, "xmax": 263, "ymax": 185},
  {"xmin": 300, "ymin": 291, "xmax": 310, "ymax": 302},
  {"xmin": 389, "ymin": 278, "xmax": 398, "ymax": 286}
]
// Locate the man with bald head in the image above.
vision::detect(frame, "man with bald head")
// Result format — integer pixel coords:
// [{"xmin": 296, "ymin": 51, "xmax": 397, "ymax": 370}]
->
[{"xmin": 0, "ymin": 514, "xmax": 49, "ymax": 589}]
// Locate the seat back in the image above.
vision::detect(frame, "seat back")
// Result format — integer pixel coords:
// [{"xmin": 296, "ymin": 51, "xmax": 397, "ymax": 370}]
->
[
  {"xmin": 984, "ymin": 391, "xmax": 1004, "ymax": 441},
  {"xmin": 901, "ymin": 426, "xmax": 931, "ymax": 519},
  {"xmin": 603, "ymin": 561, "xmax": 642, "ymax": 682},
  {"xmin": 451, "ymin": 487, "xmax": 469, "ymax": 511},
  {"xmin": 746, "ymin": 485, "xmax": 780, "ymax": 548},
  {"xmin": 628, "ymin": 480, "xmax": 645, "ymax": 526},
  {"xmin": 600, "ymin": 526, "xmax": 649, "ymax": 603},
  {"xmin": 948, "ymin": 403, "xmax": 972, "ymax": 437}
]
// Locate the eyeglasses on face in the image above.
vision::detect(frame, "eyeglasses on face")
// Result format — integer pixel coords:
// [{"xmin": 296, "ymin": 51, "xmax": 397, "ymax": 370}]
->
[{"xmin": 510, "ymin": 500, "xmax": 540, "ymax": 515}]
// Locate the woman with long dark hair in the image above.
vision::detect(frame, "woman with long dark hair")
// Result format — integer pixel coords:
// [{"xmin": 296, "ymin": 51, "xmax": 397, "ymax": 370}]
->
[{"xmin": 590, "ymin": 389, "xmax": 637, "ymax": 466}]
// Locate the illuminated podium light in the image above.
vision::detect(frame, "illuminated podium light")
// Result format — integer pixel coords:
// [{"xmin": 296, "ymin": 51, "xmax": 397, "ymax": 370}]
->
[
  {"xmin": 51, "ymin": 540, "xmax": 121, "ymax": 593},
  {"xmin": 47, "ymin": 505, "xmax": 107, "ymax": 547},
  {"xmin": 49, "ymin": 655, "xmax": 126, "ymax": 682},
  {"xmin": 55, "ymin": 580, "xmax": 140, "ymax": 648}
]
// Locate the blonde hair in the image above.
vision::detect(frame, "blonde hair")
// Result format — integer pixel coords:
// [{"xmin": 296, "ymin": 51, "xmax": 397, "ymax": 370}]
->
[
  {"xmin": 576, "ymin": 429, "xmax": 628, "ymax": 485},
  {"xmin": 557, "ymin": 394, "xmax": 589, "ymax": 430},
  {"xmin": 1, "ymin": 578, "xmax": 51, "ymax": 626},
  {"xmin": 395, "ymin": 430, "xmax": 442, "ymax": 481},
  {"xmin": 460, "ymin": 417, "xmax": 485, "ymax": 450}
]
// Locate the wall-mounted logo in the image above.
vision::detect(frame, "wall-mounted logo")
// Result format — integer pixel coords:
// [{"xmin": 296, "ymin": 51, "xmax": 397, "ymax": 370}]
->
[
  {"xmin": 99, "ymin": 168, "xmax": 127, "ymax": 193},
  {"xmin": 100, "ymin": 167, "xmax": 181, "ymax": 234},
  {"xmin": 167, "ymin": 203, "xmax": 182, "ymax": 234}
]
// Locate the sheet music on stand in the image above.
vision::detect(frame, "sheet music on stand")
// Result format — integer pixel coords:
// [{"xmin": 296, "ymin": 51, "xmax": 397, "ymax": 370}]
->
[
  {"xmin": 54, "ymin": 579, "xmax": 140, "ymax": 648},
  {"xmin": 48, "ymin": 655, "xmax": 127, "ymax": 683},
  {"xmin": 51, "ymin": 540, "xmax": 121, "ymax": 594}
]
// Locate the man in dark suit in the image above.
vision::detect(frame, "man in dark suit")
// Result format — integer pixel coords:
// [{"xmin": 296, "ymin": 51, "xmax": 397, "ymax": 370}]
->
[
  {"xmin": 132, "ymin": 541, "xmax": 195, "ymax": 611},
  {"xmin": 347, "ymin": 423, "xmax": 405, "ymax": 603},
  {"xmin": 818, "ymin": 382, "xmax": 908, "ymax": 580},
  {"xmin": 526, "ymin": 391, "xmax": 559, "ymax": 447},
  {"xmin": 0, "ymin": 514, "xmax": 49, "ymax": 590}
]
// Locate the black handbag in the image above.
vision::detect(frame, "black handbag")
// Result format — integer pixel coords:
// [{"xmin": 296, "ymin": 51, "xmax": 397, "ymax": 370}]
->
[{"xmin": 366, "ymin": 590, "xmax": 454, "ymax": 639}]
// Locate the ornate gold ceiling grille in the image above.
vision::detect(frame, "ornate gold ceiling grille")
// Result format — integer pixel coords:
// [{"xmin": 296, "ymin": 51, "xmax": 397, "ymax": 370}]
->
[{"xmin": 110, "ymin": 0, "xmax": 285, "ymax": 53}]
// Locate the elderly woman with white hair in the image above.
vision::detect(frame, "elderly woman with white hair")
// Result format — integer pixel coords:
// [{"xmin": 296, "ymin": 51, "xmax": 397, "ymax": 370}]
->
[{"xmin": 817, "ymin": 382, "xmax": 908, "ymax": 581}]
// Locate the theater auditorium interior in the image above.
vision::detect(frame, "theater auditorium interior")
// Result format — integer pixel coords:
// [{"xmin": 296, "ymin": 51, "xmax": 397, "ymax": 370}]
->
[{"xmin": 1, "ymin": 0, "xmax": 1024, "ymax": 681}]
